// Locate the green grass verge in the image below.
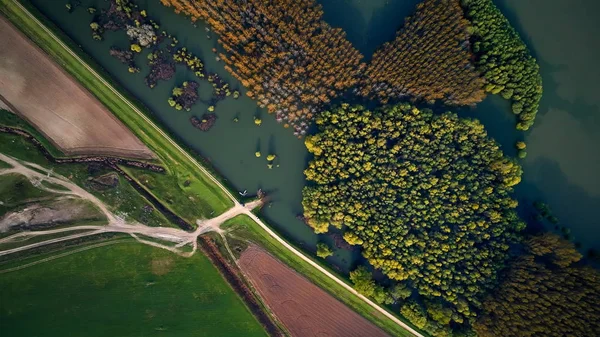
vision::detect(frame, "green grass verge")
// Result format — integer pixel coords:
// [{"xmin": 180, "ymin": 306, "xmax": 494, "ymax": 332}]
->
[
  {"xmin": 223, "ymin": 214, "xmax": 422, "ymax": 337},
  {"xmin": 0, "ymin": 158, "xmax": 11, "ymax": 169},
  {"xmin": 0, "ymin": 132, "xmax": 172, "ymax": 227},
  {"xmin": 0, "ymin": 241, "xmax": 268, "ymax": 337},
  {"xmin": 0, "ymin": 228, "xmax": 100, "ymax": 251},
  {"xmin": 0, "ymin": 172, "xmax": 54, "ymax": 215},
  {"xmin": 0, "ymin": 0, "xmax": 233, "ymax": 223},
  {"xmin": 0, "ymin": 108, "xmax": 66, "ymax": 158}
]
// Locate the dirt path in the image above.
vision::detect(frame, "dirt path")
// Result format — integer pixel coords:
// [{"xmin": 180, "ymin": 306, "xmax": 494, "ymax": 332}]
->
[
  {"xmin": 0, "ymin": 153, "xmax": 260, "ymax": 258},
  {"xmin": 4, "ymin": 2, "xmax": 423, "ymax": 335}
]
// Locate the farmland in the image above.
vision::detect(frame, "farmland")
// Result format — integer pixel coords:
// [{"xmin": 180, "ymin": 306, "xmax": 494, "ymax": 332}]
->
[
  {"xmin": 239, "ymin": 245, "xmax": 389, "ymax": 337},
  {"xmin": 0, "ymin": 17, "xmax": 154, "ymax": 160},
  {"xmin": 0, "ymin": 0, "xmax": 233, "ymax": 223},
  {"xmin": 222, "ymin": 214, "xmax": 419, "ymax": 337},
  {"xmin": 0, "ymin": 241, "xmax": 267, "ymax": 337}
]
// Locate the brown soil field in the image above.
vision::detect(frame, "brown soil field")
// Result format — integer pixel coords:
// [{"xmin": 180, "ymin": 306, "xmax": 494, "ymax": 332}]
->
[
  {"xmin": 239, "ymin": 245, "xmax": 390, "ymax": 337},
  {"xmin": 0, "ymin": 17, "xmax": 154, "ymax": 159}
]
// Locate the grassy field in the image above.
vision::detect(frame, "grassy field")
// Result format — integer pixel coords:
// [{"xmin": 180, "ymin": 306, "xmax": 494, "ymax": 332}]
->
[
  {"xmin": 0, "ymin": 0, "xmax": 233, "ymax": 223},
  {"xmin": 0, "ymin": 131, "xmax": 171, "ymax": 227},
  {"xmin": 223, "ymin": 214, "xmax": 422, "ymax": 337},
  {"xmin": 0, "ymin": 241, "xmax": 268, "ymax": 337},
  {"xmin": 0, "ymin": 172, "xmax": 54, "ymax": 215}
]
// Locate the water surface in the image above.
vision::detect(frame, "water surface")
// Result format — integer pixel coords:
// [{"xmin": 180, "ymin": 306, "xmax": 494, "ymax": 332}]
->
[{"xmin": 28, "ymin": 0, "xmax": 600, "ymax": 268}]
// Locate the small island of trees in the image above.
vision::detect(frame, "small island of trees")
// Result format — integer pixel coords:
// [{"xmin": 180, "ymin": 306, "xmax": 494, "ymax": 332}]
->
[
  {"xmin": 462, "ymin": 0, "xmax": 543, "ymax": 130},
  {"xmin": 168, "ymin": 81, "xmax": 199, "ymax": 111}
]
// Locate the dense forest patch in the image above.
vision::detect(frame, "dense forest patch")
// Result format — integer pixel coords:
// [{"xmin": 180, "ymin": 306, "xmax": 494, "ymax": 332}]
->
[
  {"xmin": 462, "ymin": 0, "xmax": 543, "ymax": 130},
  {"xmin": 361, "ymin": 0, "xmax": 486, "ymax": 106},
  {"xmin": 160, "ymin": 0, "xmax": 364, "ymax": 137},
  {"xmin": 474, "ymin": 233, "xmax": 600, "ymax": 337},
  {"xmin": 303, "ymin": 103, "xmax": 524, "ymax": 334}
]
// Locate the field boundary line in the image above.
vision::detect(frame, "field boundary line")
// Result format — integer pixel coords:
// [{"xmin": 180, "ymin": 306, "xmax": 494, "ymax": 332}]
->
[
  {"xmin": 0, "ymin": 239, "xmax": 128, "ymax": 274},
  {"xmin": 7, "ymin": 2, "xmax": 423, "ymax": 336}
]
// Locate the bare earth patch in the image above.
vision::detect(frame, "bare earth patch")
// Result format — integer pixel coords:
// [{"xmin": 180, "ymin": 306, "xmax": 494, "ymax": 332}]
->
[
  {"xmin": 0, "ymin": 17, "xmax": 154, "ymax": 160},
  {"xmin": 0, "ymin": 198, "xmax": 103, "ymax": 232},
  {"xmin": 239, "ymin": 245, "xmax": 390, "ymax": 337},
  {"xmin": 151, "ymin": 257, "xmax": 174, "ymax": 276}
]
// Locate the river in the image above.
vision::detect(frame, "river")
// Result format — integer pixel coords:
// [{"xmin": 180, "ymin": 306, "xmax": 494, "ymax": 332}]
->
[{"xmin": 27, "ymin": 0, "xmax": 600, "ymax": 271}]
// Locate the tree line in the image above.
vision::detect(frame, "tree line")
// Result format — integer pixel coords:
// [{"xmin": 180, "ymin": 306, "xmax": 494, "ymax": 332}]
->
[
  {"xmin": 361, "ymin": 0, "xmax": 486, "ymax": 106},
  {"xmin": 461, "ymin": 0, "xmax": 543, "ymax": 130}
]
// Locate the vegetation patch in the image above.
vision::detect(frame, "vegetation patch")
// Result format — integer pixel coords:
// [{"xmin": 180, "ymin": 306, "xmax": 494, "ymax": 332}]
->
[
  {"xmin": 474, "ymin": 234, "xmax": 600, "ymax": 337},
  {"xmin": 303, "ymin": 103, "xmax": 523, "ymax": 335},
  {"xmin": 0, "ymin": 158, "xmax": 11, "ymax": 169},
  {"xmin": 150, "ymin": 256, "xmax": 173, "ymax": 276},
  {"xmin": 161, "ymin": 0, "xmax": 364, "ymax": 137},
  {"xmin": 0, "ymin": 242, "xmax": 268, "ymax": 337},
  {"xmin": 190, "ymin": 113, "xmax": 217, "ymax": 132},
  {"xmin": 462, "ymin": 0, "xmax": 543, "ymax": 130},
  {"xmin": 0, "ymin": 173, "xmax": 55, "ymax": 215},
  {"xmin": 362, "ymin": 0, "xmax": 485, "ymax": 106},
  {"xmin": 167, "ymin": 81, "xmax": 199, "ymax": 111}
]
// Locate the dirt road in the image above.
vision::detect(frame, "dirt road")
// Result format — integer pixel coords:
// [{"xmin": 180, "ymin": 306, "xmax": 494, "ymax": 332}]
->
[{"xmin": 0, "ymin": 152, "xmax": 260, "ymax": 257}]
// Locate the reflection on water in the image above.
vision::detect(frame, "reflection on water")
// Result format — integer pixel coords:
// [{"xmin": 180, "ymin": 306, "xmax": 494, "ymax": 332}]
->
[
  {"xmin": 494, "ymin": 0, "xmax": 600, "ymax": 251},
  {"xmin": 319, "ymin": 0, "xmax": 421, "ymax": 60}
]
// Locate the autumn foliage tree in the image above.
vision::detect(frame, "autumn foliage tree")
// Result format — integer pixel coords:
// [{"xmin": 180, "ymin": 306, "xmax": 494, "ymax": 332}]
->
[
  {"xmin": 361, "ymin": 0, "xmax": 485, "ymax": 106},
  {"xmin": 303, "ymin": 103, "xmax": 524, "ymax": 327},
  {"xmin": 160, "ymin": 0, "xmax": 364, "ymax": 137},
  {"xmin": 474, "ymin": 233, "xmax": 600, "ymax": 337}
]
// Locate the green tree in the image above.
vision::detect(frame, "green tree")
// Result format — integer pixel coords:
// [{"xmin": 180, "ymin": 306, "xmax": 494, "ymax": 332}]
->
[
  {"xmin": 349, "ymin": 266, "xmax": 376, "ymax": 297},
  {"xmin": 130, "ymin": 43, "xmax": 142, "ymax": 53},
  {"xmin": 315, "ymin": 242, "xmax": 333, "ymax": 259},
  {"xmin": 303, "ymin": 103, "xmax": 524, "ymax": 326},
  {"xmin": 172, "ymin": 87, "xmax": 183, "ymax": 97},
  {"xmin": 462, "ymin": 0, "xmax": 543, "ymax": 130},
  {"xmin": 474, "ymin": 234, "xmax": 600, "ymax": 337}
]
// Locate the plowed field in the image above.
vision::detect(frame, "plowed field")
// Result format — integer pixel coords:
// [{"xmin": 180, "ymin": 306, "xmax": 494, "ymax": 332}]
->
[
  {"xmin": 0, "ymin": 17, "xmax": 154, "ymax": 159},
  {"xmin": 239, "ymin": 245, "xmax": 390, "ymax": 337}
]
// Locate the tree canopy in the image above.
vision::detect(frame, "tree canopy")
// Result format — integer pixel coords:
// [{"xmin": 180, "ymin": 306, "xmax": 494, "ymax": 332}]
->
[
  {"xmin": 316, "ymin": 242, "xmax": 334, "ymax": 259},
  {"xmin": 160, "ymin": 0, "xmax": 364, "ymax": 137},
  {"xmin": 303, "ymin": 103, "xmax": 524, "ymax": 325},
  {"xmin": 474, "ymin": 233, "xmax": 600, "ymax": 337},
  {"xmin": 462, "ymin": 0, "xmax": 543, "ymax": 130},
  {"xmin": 362, "ymin": 0, "xmax": 485, "ymax": 106}
]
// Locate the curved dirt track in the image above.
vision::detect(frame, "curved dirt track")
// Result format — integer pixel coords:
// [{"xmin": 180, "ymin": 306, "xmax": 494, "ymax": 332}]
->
[
  {"xmin": 239, "ymin": 245, "xmax": 390, "ymax": 337},
  {"xmin": 0, "ymin": 16, "xmax": 154, "ymax": 159},
  {"xmin": 0, "ymin": 152, "xmax": 260, "ymax": 258}
]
